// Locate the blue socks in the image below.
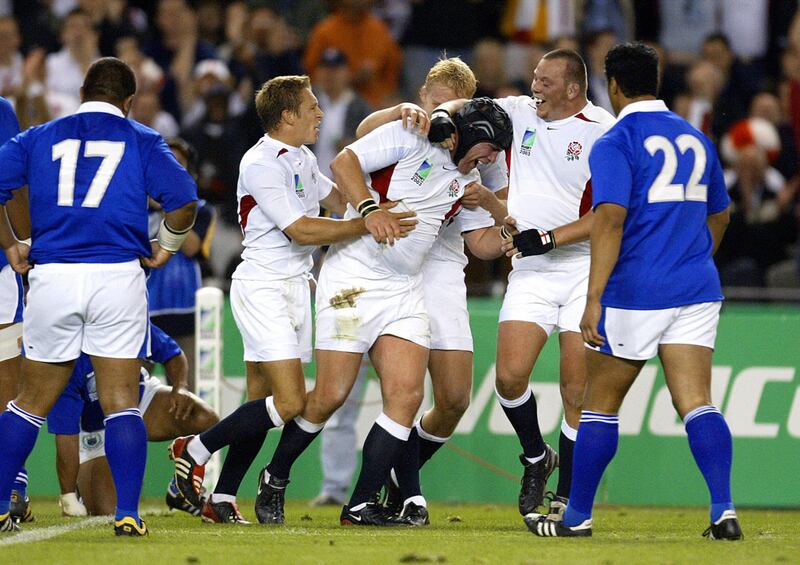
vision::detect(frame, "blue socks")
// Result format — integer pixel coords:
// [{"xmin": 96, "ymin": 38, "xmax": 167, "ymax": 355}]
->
[
  {"xmin": 0, "ymin": 402, "xmax": 43, "ymax": 516},
  {"xmin": 13, "ymin": 467, "xmax": 28, "ymax": 497},
  {"xmin": 104, "ymin": 408, "xmax": 147, "ymax": 523},
  {"xmin": 684, "ymin": 405, "xmax": 734, "ymax": 522},
  {"xmin": 563, "ymin": 411, "xmax": 618, "ymax": 527}
]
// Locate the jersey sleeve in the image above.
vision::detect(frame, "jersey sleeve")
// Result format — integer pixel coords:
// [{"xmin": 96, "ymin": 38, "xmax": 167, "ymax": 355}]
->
[
  {"xmin": 144, "ymin": 135, "xmax": 198, "ymax": 212},
  {"xmin": 0, "ymin": 133, "xmax": 28, "ymax": 204},
  {"xmin": 478, "ymin": 158, "xmax": 508, "ymax": 191},
  {"xmin": 0, "ymin": 97, "xmax": 20, "ymax": 144},
  {"xmin": 705, "ymin": 143, "xmax": 730, "ymax": 215},
  {"xmin": 589, "ymin": 136, "xmax": 633, "ymax": 210},
  {"xmin": 148, "ymin": 323, "xmax": 183, "ymax": 364},
  {"xmin": 314, "ymin": 162, "xmax": 334, "ymax": 202},
  {"xmin": 455, "ymin": 204, "xmax": 495, "ymax": 233},
  {"xmin": 241, "ymin": 161, "xmax": 307, "ymax": 231},
  {"xmin": 346, "ymin": 121, "xmax": 421, "ymax": 173}
]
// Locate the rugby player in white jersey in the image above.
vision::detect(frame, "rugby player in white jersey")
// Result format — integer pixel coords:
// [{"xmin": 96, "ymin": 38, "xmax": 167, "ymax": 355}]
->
[
  {"xmin": 254, "ymin": 98, "xmax": 513, "ymax": 527},
  {"xmin": 168, "ymin": 75, "xmax": 416, "ymax": 524},
  {"xmin": 354, "ymin": 58, "xmax": 510, "ymax": 522},
  {"xmin": 434, "ymin": 49, "xmax": 614, "ymax": 519}
]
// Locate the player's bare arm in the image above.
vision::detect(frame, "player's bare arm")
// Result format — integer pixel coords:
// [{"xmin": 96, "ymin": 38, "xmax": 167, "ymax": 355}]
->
[
  {"xmin": 6, "ymin": 185, "xmax": 30, "ymax": 240},
  {"xmin": 142, "ymin": 201, "xmax": 198, "ymax": 269},
  {"xmin": 462, "ymin": 181, "xmax": 509, "ymax": 225},
  {"xmin": 330, "ymin": 148, "xmax": 404, "ymax": 245},
  {"xmin": 580, "ymin": 203, "xmax": 627, "ymax": 347},
  {"xmin": 283, "ymin": 214, "xmax": 366, "ymax": 246},
  {"xmin": 356, "ymin": 102, "xmax": 430, "ymax": 139},
  {"xmin": 707, "ymin": 208, "xmax": 731, "ymax": 254},
  {"xmin": 163, "ymin": 352, "xmax": 194, "ymax": 421},
  {"xmin": 0, "ymin": 205, "xmax": 30, "ymax": 275},
  {"xmin": 462, "ymin": 226, "xmax": 505, "ymax": 260}
]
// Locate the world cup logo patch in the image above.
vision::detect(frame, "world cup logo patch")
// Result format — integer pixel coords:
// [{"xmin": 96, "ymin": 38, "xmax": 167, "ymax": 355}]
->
[
  {"xmin": 294, "ymin": 173, "xmax": 306, "ymax": 198},
  {"xmin": 566, "ymin": 141, "xmax": 583, "ymax": 161},
  {"xmin": 411, "ymin": 159, "xmax": 433, "ymax": 186},
  {"xmin": 520, "ymin": 128, "xmax": 537, "ymax": 156}
]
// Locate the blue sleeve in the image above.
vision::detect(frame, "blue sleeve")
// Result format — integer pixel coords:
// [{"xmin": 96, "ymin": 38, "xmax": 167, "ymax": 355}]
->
[
  {"xmin": 0, "ymin": 133, "xmax": 29, "ymax": 204},
  {"xmin": 148, "ymin": 322, "xmax": 182, "ymax": 364},
  {"xmin": 144, "ymin": 134, "xmax": 198, "ymax": 212},
  {"xmin": 46, "ymin": 366, "xmax": 84, "ymax": 435},
  {"xmin": 705, "ymin": 143, "xmax": 730, "ymax": 215},
  {"xmin": 589, "ymin": 136, "xmax": 633, "ymax": 210},
  {"xmin": 193, "ymin": 201, "xmax": 214, "ymax": 241},
  {"xmin": 0, "ymin": 97, "xmax": 20, "ymax": 143}
]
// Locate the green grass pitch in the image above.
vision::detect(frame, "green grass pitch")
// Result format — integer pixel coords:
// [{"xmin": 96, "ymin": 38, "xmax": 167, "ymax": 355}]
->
[{"xmin": 2, "ymin": 499, "xmax": 798, "ymax": 564}]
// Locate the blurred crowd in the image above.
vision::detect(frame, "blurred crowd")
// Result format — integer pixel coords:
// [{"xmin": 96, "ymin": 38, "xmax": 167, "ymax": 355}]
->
[{"xmin": 1, "ymin": 0, "xmax": 799, "ymax": 289}]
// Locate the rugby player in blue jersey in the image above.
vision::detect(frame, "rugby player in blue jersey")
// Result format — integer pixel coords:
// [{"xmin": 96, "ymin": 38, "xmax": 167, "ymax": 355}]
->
[
  {"xmin": 525, "ymin": 43, "xmax": 741, "ymax": 540},
  {"xmin": 0, "ymin": 57, "xmax": 198, "ymax": 536}
]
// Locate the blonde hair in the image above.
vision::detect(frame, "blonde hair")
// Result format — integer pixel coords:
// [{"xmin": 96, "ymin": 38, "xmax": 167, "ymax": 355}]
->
[
  {"xmin": 255, "ymin": 75, "xmax": 311, "ymax": 133},
  {"xmin": 424, "ymin": 57, "xmax": 477, "ymax": 99}
]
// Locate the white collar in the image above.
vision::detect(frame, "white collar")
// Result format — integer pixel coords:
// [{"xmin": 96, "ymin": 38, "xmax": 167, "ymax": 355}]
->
[
  {"xmin": 76, "ymin": 101, "xmax": 125, "ymax": 118},
  {"xmin": 616, "ymin": 99, "xmax": 669, "ymax": 121},
  {"xmin": 264, "ymin": 133, "xmax": 302, "ymax": 155}
]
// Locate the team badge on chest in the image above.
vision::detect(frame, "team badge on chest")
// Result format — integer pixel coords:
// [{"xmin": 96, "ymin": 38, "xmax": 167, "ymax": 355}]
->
[
  {"xmin": 566, "ymin": 141, "xmax": 583, "ymax": 161},
  {"xmin": 447, "ymin": 179, "xmax": 460, "ymax": 198}
]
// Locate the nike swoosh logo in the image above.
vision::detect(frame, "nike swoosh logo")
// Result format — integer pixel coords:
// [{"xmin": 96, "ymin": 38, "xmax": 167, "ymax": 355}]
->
[
  {"xmin": 546, "ymin": 127, "xmax": 558, "ymax": 130},
  {"xmin": 442, "ymin": 164, "xmax": 457, "ymax": 170},
  {"xmin": 349, "ymin": 514, "xmax": 362, "ymax": 522}
]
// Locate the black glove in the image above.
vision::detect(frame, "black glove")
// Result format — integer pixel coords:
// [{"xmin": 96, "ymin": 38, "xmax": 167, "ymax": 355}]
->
[
  {"xmin": 428, "ymin": 109, "xmax": 456, "ymax": 144},
  {"xmin": 512, "ymin": 229, "xmax": 556, "ymax": 256}
]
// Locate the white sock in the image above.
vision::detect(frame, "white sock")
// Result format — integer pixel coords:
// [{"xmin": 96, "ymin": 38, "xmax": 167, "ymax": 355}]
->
[{"xmin": 187, "ymin": 436, "xmax": 212, "ymax": 465}]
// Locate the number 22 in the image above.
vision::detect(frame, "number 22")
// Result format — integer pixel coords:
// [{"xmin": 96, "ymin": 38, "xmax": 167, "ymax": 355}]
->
[
  {"xmin": 52, "ymin": 139, "xmax": 125, "ymax": 208},
  {"xmin": 644, "ymin": 134, "xmax": 707, "ymax": 203}
]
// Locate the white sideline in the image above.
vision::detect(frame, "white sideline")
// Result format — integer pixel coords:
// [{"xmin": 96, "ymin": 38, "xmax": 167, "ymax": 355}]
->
[
  {"xmin": 0, "ymin": 507, "xmax": 162, "ymax": 546},
  {"xmin": 0, "ymin": 516, "xmax": 107, "ymax": 546}
]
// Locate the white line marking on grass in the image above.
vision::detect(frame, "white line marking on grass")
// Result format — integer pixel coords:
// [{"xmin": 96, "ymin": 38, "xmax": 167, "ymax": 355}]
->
[
  {"xmin": 0, "ymin": 507, "xmax": 163, "ymax": 546},
  {"xmin": 0, "ymin": 516, "xmax": 108, "ymax": 546}
]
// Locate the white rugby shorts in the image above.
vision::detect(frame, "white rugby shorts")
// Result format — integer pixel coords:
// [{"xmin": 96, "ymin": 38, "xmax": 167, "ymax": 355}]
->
[
  {"xmin": 423, "ymin": 260, "xmax": 472, "ymax": 351},
  {"xmin": 24, "ymin": 261, "xmax": 149, "ymax": 362},
  {"xmin": 499, "ymin": 262, "xmax": 589, "ymax": 335},
  {"xmin": 0, "ymin": 264, "xmax": 23, "ymax": 325},
  {"xmin": 78, "ymin": 375, "xmax": 168, "ymax": 464},
  {"xmin": 230, "ymin": 275, "xmax": 313, "ymax": 363},
  {"xmin": 588, "ymin": 301, "xmax": 722, "ymax": 360},
  {"xmin": 315, "ymin": 265, "xmax": 430, "ymax": 353}
]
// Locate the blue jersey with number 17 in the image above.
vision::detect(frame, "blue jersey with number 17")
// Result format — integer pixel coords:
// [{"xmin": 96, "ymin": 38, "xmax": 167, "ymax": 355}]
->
[
  {"xmin": 589, "ymin": 100, "xmax": 730, "ymax": 310},
  {"xmin": 0, "ymin": 102, "xmax": 197, "ymax": 264}
]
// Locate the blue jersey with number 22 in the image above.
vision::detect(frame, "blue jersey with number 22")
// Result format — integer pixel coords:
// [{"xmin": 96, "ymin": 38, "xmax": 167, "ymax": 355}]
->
[
  {"xmin": 589, "ymin": 100, "xmax": 730, "ymax": 310},
  {"xmin": 0, "ymin": 102, "xmax": 196, "ymax": 264}
]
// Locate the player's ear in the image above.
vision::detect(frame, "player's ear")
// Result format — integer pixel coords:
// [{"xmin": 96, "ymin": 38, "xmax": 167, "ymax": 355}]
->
[
  {"xmin": 281, "ymin": 108, "xmax": 295, "ymax": 127},
  {"xmin": 121, "ymin": 95, "xmax": 135, "ymax": 117},
  {"xmin": 567, "ymin": 81, "xmax": 580, "ymax": 100}
]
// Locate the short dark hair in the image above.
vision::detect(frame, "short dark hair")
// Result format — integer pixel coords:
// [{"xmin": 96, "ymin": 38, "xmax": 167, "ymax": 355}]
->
[
  {"xmin": 254, "ymin": 75, "xmax": 310, "ymax": 133},
  {"xmin": 542, "ymin": 48, "xmax": 587, "ymax": 94},
  {"xmin": 703, "ymin": 33, "xmax": 731, "ymax": 50},
  {"xmin": 604, "ymin": 42, "xmax": 659, "ymax": 98},
  {"xmin": 82, "ymin": 57, "xmax": 137, "ymax": 103}
]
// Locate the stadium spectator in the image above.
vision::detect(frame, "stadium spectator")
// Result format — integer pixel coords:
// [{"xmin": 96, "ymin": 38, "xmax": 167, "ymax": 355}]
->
[
  {"xmin": 657, "ymin": 0, "xmax": 718, "ymax": 64},
  {"xmin": 304, "ymin": 0, "xmax": 403, "ymax": 108},
  {"xmin": 0, "ymin": 16, "xmax": 23, "ymax": 99},
  {"xmin": 310, "ymin": 48, "xmax": 372, "ymax": 179},
  {"xmin": 45, "ymin": 8, "xmax": 101, "ymax": 117},
  {"xmin": 580, "ymin": 0, "xmax": 633, "ymax": 43},
  {"xmin": 48, "ymin": 323, "xmax": 218, "ymax": 516},
  {"xmin": 181, "ymin": 84, "xmax": 248, "ymax": 225},
  {"xmin": 145, "ymin": 0, "xmax": 217, "ymax": 121},
  {"xmin": 167, "ymin": 75, "xmax": 413, "ymax": 525},
  {"xmin": 0, "ymin": 57, "xmax": 198, "ymax": 536},
  {"xmin": 749, "ymin": 92, "xmax": 799, "ymax": 180},
  {"xmin": 585, "ymin": 29, "xmax": 617, "ymax": 114},
  {"xmin": 527, "ymin": 42, "xmax": 741, "ymax": 541},
  {"xmin": 131, "ymin": 89, "xmax": 179, "ymax": 138},
  {"xmin": 472, "ymin": 38, "xmax": 508, "ymax": 99},
  {"xmin": 684, "ymin": 60, "xmax": 725, "ymax": 140}
]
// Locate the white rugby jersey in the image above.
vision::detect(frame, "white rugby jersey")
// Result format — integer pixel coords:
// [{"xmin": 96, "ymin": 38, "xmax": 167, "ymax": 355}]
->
[
  {"xmin": 325, "ymin": 121, "xmax": 479, "ymax": 278},
  {"xmin": 233, "ymin": 134, "xmax": 334, "ymax": 281},
  {"xmin": 496, "ymin": 96, "xmax": 614, "ymax": 270},
  {"xmin": 427, "ymin": 158, "xmax": 508, "ymax": 268}
]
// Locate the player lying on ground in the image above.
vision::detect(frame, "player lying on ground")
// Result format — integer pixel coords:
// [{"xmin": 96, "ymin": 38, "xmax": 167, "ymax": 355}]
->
[{"xmin": 47, "ymin": 323, "xmax": 218, "ymax": 516}]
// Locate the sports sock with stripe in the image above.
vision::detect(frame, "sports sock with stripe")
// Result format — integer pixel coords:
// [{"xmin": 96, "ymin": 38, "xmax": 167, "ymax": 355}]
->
[
  {"xmin": 556, "ymin": 420, "xmax": 578, "ymax": 499},
  {"xmin": 416, "ymin": 420, "xmax": 449, "ymax": 469},
  {"xmin": 199, "ymin": 396, "xmax": 283, "ymax": 456},
  {"xmin": 0, "ymin": 402, "xmax": 43, "ymax": 515},
  {"xmin": 348, "ymin": 413, "xmax": 410, "ymax": 508},
  {"xmin": 104, "ymin": 408, "xmax": 147, "ymax": 523},
  {"xmin": 684, "ymin": 405, "xmax": 735, "ymax": 522},
  {"xmin": 267, "ymin": 416, "xmax": 325, "ymax": 480},
  {"xmin": 496, "ymin": 386, "xmax": 546, "ymax": 459},
  {"xmin": 13, "ymin": 467, "xmax": 28, "ymax": 498},
  {"xmin": 563, "ymin": 411, "xmax": 618, "ymax": 527}
]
